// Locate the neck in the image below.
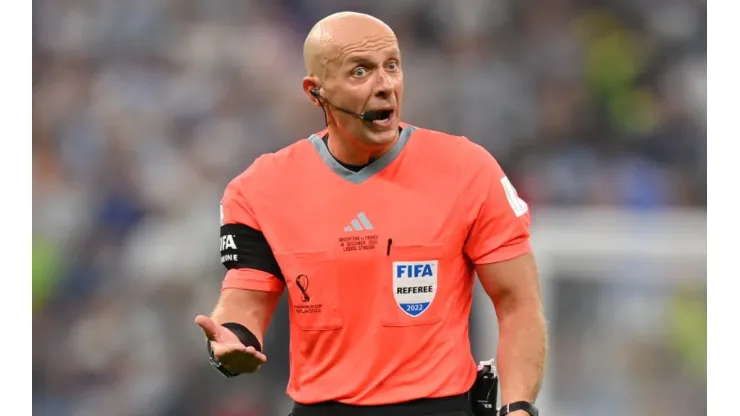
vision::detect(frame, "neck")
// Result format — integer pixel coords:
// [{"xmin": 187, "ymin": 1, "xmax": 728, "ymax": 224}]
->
[{"xmin": 326, "ymin": 124, "xmax": 398, "ymax": 166}]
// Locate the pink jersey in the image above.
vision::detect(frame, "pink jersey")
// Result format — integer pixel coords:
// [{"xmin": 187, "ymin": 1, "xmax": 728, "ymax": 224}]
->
[{"xmin": 219, "ymin": 123, "xmax": 531, "ymax": 405}]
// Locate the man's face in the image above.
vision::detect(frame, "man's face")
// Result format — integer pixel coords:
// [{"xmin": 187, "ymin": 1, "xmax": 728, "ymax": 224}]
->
[{"xmin": 323, "ymin": 32, "xmax": 404, "ymax": 146}]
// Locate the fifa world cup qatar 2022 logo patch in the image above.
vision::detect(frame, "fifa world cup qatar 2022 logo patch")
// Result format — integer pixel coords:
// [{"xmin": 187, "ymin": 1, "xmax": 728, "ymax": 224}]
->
[
  {"xmin": 296, "ymin": 274, "xmax": 310, "ymax": 302},
  {"xmin": 392, "ymin": 260, "xmax": 438, "ymax": 317},
  {"xmin": 293, "ymin": 274, "xmax": 323, "ymax": 314}
]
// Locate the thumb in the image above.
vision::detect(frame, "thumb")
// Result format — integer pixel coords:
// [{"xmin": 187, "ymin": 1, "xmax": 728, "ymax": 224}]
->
[{"xmin": 194, "ymin": 315, "xmax": 221, "ymax": 341}]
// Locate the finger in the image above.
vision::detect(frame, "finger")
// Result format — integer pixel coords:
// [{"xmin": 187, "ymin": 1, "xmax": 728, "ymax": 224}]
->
[
  {"xmin": 237, "ymin": 350, "xmax": 266, "ymax": 368},
  {"xmin": 243, "ymin": 346, "xmax": 266, "ymax": 361},
  {"xmin": 194, "ymin": 315, "xmax": 221, "ymax": 341},
  {"xmin": 218, "ymin": 344, "xmax": 266, "ymax": 364},
  {"xmin": 242, "ymin": 347, "xmax": 264, "ymax": 361},
  {"xmin": 211, "ymin": 342, "xmax": 248, "ymax": 357},
  {"xmin": 243, "ymin": 346, "xmax": 267, "ymax": 362}
]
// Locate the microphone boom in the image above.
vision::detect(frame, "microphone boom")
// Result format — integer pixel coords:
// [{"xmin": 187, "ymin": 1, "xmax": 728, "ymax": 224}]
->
[{"xmin": 311, "ymin": 89, "xmax": 391, "ymax": 123}]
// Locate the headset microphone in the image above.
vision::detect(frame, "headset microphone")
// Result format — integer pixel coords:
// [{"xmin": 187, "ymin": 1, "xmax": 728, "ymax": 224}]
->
[{"xmin": 310, "ymin": 88, "xmax": 391, "ymax": 122}]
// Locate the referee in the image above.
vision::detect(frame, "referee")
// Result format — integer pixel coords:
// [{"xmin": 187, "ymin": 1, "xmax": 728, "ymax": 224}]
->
[{"xmin": 196, "ymin": 12, "xmax": 547, "ymax": 416}]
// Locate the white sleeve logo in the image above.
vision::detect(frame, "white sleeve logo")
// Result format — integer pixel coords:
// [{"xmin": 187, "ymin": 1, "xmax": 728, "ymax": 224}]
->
[{"xmin": 500, "ymin": 176, "xmax": 529, "ymax": 217}]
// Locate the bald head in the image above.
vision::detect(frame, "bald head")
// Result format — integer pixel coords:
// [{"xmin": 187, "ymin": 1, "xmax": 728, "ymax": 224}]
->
[
  {"xmin": 301, "ymin": 12, "xmax": 404, "ymax": 152},
  {"xmin": 303, "ymin": 12, "xmax": 397, "ymax": 79}
]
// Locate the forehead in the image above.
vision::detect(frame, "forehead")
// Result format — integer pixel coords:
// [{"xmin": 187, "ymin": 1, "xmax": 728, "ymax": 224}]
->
[{"xmin": 326, "ymin": 29, "xmax": 400, "ymax": 68}]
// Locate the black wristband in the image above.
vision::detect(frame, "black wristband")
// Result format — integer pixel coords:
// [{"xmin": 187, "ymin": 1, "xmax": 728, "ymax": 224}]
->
[
  {"xmin": 499, "ymin": 401, "xmax": 538, "ymax": 416},
  {"xmin": 220, "ymin": 322, "xmax": 262, "ymax": 352},
  {"xmin": 206, "ymin": 322, "xmax": 262, "ymax": 379}
]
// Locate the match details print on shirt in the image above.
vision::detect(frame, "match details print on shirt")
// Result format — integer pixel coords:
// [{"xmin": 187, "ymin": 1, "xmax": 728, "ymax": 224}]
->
[{"xmin": 338, "ymin": 211, "xmax": 379, "ymax": 252}]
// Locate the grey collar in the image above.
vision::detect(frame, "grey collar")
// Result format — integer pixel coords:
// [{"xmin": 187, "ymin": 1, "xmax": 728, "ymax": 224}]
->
[{"xmin": 308, "ymin": 126, "xmax": 417, "ymax": 184}]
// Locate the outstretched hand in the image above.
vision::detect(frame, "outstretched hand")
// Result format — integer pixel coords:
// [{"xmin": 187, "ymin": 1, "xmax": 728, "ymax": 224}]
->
[{"xmin": 195, "ymin": 315, "xmax": 266, "ymax": 374}]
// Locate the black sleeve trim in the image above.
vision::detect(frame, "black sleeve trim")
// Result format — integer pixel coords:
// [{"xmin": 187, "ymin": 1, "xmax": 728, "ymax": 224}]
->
[{"xmin": 220, "ymin": 223, "xmax": 284, "ymax": 282}]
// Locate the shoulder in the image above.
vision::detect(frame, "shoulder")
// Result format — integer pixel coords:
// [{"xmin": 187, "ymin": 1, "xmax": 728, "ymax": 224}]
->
[
  {"xmin": 408, "ymin": 125, "xmax": 465, "ymax": 146},
  {"xmin": 408, "ymin": 125, "xmax": 500, "ymax": 173},
  {"xmin": 227, "ymin": 138, "xmax": 314, "ymax": 195}
]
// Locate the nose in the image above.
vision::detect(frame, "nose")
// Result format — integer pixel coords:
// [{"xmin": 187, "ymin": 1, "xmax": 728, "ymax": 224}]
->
[{"xmin": 373, "ymin": 71, "xmax": 393, "ymax": 100}]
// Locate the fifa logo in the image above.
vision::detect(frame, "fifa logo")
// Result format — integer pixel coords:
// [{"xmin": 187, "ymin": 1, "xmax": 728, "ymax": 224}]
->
[
  {"xmin": 220, "ymin": 234, "xmax": 237, "ymax": 251},
  {"xmin": 395, "ymin": 263, "xmax": 434, "ymax": 278}
]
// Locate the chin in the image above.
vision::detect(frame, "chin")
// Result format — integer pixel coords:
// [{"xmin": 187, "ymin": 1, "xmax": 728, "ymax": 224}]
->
[{"xmin": 364, "ymin": 125, "xmax": 400, "ymax": 146}]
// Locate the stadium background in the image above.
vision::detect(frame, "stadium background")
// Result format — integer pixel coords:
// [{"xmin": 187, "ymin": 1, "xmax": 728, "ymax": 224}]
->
[{"xmin": 32, "ymin": 0, "xmax": 706, "ymax": 415}]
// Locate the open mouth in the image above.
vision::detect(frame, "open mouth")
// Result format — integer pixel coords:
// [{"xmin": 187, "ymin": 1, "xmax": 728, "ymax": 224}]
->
[
  {"xmin": 369, "ymin": 109, "xmax": 395, "ymax": 126},
  {"xmin": 374, "ymin": 109, "xmax": 393, "ymax": 120}
]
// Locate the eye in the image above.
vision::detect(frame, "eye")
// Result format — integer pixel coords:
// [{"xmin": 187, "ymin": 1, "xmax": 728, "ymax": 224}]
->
[
  {"xmin": 353, "ymin": 67, "xmax": 368, "ymax": 77},
  {"xmin": 387, "ymin": 61, "xmax": 399, "ymax": 70}
]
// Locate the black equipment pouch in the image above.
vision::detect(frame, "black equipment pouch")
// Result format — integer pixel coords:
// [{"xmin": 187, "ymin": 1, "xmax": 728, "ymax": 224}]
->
[{"xmin": 470, "ymin": 359, "xmax": 499, "ymax": 416}]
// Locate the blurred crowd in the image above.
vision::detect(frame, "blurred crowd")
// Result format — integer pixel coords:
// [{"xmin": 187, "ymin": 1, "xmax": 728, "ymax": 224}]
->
[{"xmin": 32, "ymin": 0, "xmax": 706, "ymax": 415}]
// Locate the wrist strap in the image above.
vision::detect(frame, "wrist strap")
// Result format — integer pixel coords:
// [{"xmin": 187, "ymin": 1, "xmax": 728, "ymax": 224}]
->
[{"xmin": 499, "ymin": 401, "xmax": 538, "ymax": 416}]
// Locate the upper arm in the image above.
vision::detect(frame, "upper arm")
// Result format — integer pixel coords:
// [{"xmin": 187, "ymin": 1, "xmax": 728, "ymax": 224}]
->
[
  {"xmin": 215, "ymin": 173, "xmax": 285, "ymax": 339},
  {"xmin": 476, "ymin": 252, "xmax": 541, "ymax": 316},
  {"xmin": 462, "ymin": 142, "xmax": 541, "ymax": 312},
  {"xmin": 220, "ymin": 177, "xmax": 285, "ymax": 293},
  {"xmin": 463, "ymin": 142, "xmax": 531, "ymax": 265}
]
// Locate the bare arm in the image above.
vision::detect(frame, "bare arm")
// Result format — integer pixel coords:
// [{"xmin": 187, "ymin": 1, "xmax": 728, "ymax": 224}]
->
[
  {"xmin": 195, "ymin": 287, "xmax": 282, "ymax": 374},
  {"xmin": 201, "ymin": 172, "xmax": 285, "ymax": 374},
  {"xmin": 211, "ymin": 288, "xmax": 282, "ymax": 345},
  {"xmin": 476, "ymin": 251, "xmax": 547, "ymax": 408}
]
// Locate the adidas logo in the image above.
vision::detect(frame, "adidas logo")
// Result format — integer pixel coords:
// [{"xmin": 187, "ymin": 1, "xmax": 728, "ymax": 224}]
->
[{"xmin": 343, "ymin": 212, "xmax": 374, "ymax": 232}]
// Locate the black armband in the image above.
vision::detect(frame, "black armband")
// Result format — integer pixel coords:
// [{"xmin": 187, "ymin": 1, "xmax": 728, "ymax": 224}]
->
[{"xmin": 220, "ymin": 223, "xmax": 284, "ymax": 282}]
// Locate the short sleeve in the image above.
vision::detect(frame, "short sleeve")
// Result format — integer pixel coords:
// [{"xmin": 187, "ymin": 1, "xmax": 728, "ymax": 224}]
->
[
  {"xmin": 220, "ymin": 179, "xmax": 285, "ymax": 293},
  {"xmin": 463, "ymin": 143, "xmax": 532, "ymax": 265}
]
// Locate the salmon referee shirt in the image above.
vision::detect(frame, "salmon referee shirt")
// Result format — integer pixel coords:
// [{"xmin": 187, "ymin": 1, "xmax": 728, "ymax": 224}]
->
[{"xmin": 218, "ymin": 124, "xmax": 531, "ymax": 405}]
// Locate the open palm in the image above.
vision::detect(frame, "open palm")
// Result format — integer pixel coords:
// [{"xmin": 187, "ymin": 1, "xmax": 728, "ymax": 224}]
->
[{"xmin": 195, "ymin": 315, "xmax": 266, "ymax": 374}]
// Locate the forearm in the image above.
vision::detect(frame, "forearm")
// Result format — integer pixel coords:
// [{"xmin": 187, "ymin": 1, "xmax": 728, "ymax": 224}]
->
[
  {"xmin": 211, "ymin": 303, "xmax": 261, "ymax": 336},
  {"xmin": 211, "ymin": 288, "xmax": 280, "ymax": 344},
  {"xmin": 495, "ymin": 303, "xmax": 547, "ymax": 404}
]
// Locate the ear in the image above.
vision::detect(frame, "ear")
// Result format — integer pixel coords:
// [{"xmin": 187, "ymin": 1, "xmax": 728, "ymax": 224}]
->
[{"xmin": 302, "ymin": 77, "xmax": 321, "ymax": 108}]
